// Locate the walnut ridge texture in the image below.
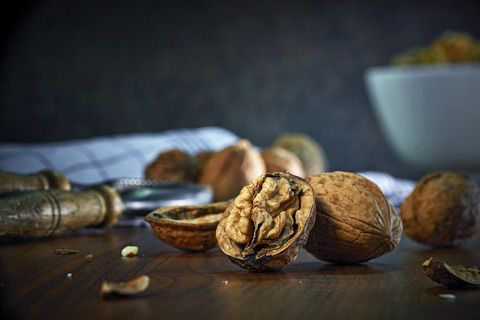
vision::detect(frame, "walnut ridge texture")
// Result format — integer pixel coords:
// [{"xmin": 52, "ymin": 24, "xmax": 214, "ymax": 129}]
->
[{"xmin": 304, "ymin": 171, "xmax": 402, "ymax": 264}]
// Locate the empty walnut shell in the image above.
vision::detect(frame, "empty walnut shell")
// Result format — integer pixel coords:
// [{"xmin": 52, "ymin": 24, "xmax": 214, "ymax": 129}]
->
[
  {"xmin": 261, "ymin": 147, "xmax": 306, "ymax": 178},
  {"xmin": 198, "ymin": 139, "xmax": 267, "ymax": 201},
  {"xmin": 145, "ymin": 149, "xmax": 198, "ymax": 182},
  {"xmin": 145, "ymin": 201, "xmax": 230, "ymax": 251},
  {"xmin": 304, "ymin": 171, "xmax": 402, "ymax": 264},
  {"xmin": 216, "ymin": 172, "xmax": 316, "ymax": 271},
  {"xmin": 272, "ymin": 133, "xmax": 328, "ymax": 176},
  {"xmin": 401, "ymin": 171, "xmax": 480, "ymax": 248}
]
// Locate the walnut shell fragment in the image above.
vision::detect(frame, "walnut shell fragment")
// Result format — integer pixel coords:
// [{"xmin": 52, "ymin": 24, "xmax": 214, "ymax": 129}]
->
[
  {"xmin": 100, "ymin": 275, "xmax": 150, "ymax": 299},
  {"xmin": 198, "ymin": 139, "xmax": 267, "ymax": 201},
  {"xmin": 144, "ymin": 149, "xmax": 198, "ymax": 182},
  {"xmin": 422, "ymin": 257, "xmax": 480, "ymax": 288},
  {"xmin": 145, "ymin": 201, "xmax": 230, "ymax": 251},
  {"xmin": 305, "ymin": 171, "xmax": 402, "ymax": 264},
  {"xmin": 216, "ymin": 172, "xmax": 316, "ymax": 271},
  {"xmin": 401, "ymin": 171, "xmax": 480, "ymax": 248}
]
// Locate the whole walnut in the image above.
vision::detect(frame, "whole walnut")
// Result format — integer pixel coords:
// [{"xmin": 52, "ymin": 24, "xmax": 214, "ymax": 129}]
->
[
  {"xmin": 198, "ymin": 140, "xmax": 267, "ymax": 201},
  {"xmin": 261, "ymin": 147, "xmax": 306, "ymax": 178},
  {"xmin": 401, "ymin": 171, "xmax": 480, "ymax": 248},
  {"xmin": 304, "ymin": 171, "xmax": 402, "ymax": 264},
  {"xmin": 144, "ymin": 149, "xmax": 198, "ymax": 182},
  {"xmin": 272, "ymin": 133, "xmax": 328, "ymax": 176}
]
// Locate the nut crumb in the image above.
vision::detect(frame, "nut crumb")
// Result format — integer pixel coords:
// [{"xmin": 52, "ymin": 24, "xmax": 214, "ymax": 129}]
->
[
  {"xmin": 55, "ymin": 248, "xmax": 79, "ymax": 255},
  {"xmin": 121, "ymin": 246, "xmax": 138, "ymax": 257},
  {"xmin": 438, "ymin": 294, "xmax": 456, "ymax": 300},
  {"xmin": 85, "ymin": 254, "xmax": 94, "ymax": 261},
  {"xmin": 100, "ymin": 275, "xmax": 150, "ymax": 299}
]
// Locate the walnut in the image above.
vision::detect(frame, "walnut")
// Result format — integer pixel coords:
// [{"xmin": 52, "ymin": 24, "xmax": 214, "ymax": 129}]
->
[
  {"xmin": 198, "ymin": 140, "xmax": 267, "ymax": 201},
  {"xmin": 401, "ymin": 171, "xmax": 480, "ymax": 247},
  {"xmin": 145, "ymin": 201, "xmax": 230, "ymax": 251},
  {"xmin": 272, "ymin": 133, "xmax": 328, "ymax": 176},
  {"xmin": 422, "ymin": 257, "xmax": 480, "ymax": 288},
  {"xmin": 144, "ymin": 149, "xmax": 198, "ymax": 182},
  {"xmin": 194, "ymin": 151, "xmax": 215, "ymax": 178},
  {"xmin": 216, "ymin": 172, "xmax": 316, "ymax": 271},
  {"xmin": 304, "ymin": 171, "xmax": 402, "ymax": 264},
  {"xmin": 261, "ymin": 147, "xmax": 306, "ymax": 178}
]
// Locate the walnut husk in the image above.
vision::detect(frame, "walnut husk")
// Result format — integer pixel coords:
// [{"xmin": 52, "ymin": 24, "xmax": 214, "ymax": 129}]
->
[
  {"xmin": 422, "ymin": 257, "xmax": 480, "ymax": 288},
  {"xmin": 216, "ymin": 172, "xmax": 316, "ymax": 271},
  {"xmin": 261, "ymin": 147, "xmax": 306, "ymax": 178},
  {"xmin": 304, "ymin": 171, "xmax": 402, "ymax": 264},
  {"xmin": 272, "ymin": 133, "xmax": 328, "ymax": 176},
  {"xmin": 401, "ymin": 171, "xmax": 480, "ymax": 248},
  {"xmin": 198, "ymin": 140, "xmax": 267, "ymax": 201},
  {"xmin": 145, "ymin": 201, "xmax": 230, "ymax": 251},
  {"xmin": 144, "ymin": 149, "xmax": 198, "ymax": 182}
]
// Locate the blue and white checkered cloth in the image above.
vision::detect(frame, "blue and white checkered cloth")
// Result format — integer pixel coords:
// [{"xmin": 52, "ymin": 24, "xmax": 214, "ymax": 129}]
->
[{"xmin": 0, "ymin": 127, "xmax": 415, "ymax": 209}]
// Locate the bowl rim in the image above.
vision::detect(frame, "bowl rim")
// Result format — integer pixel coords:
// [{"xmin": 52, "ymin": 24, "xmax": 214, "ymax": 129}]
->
[{"xmin": 365, "ymin": 62, "xmax": 480, "ymax": 79}]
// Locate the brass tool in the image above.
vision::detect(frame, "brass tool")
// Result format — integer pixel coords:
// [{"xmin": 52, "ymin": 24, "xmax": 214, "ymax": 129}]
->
[
  {"xmin": 0, "ymin": 185, "xmax": 122, "ymax": 238},
  {"xmin": 0, "ymin": 170, "xmax": 71, "ymax": 196}
]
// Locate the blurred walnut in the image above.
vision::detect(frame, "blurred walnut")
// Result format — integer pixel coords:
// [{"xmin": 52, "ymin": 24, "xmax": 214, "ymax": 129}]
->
[
  {"xmin": 216, "ymin": 172, "xmax": 316, "ymax": 271},
  {"xmin": 401, "ymin": 171, "xmax": 480, "ymax": 248},
  {"xmin": 305, "ymin": 171, "xmax": 402, "ymax": 264},
  {"xmin": 198, "ymin": 140, "xmax": 266, "ymax": 201},
  {"xmin": 272, "ymin": 133, "xmax": 328, "ymax": 176},
  {"xmin": 194, "ymin": 151, "xmax": 215, "ymax": 178},
  {"xmin": 261, "ymin": 147, "xmax": 306, "ymax": 178},
  {"xmin": 144, "ymin": 149, "xmax": 198, "ymax": 182}
]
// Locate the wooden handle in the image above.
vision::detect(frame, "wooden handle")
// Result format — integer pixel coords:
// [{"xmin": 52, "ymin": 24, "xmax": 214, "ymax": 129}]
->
[
  {"xmin": 0, "ymin": 185, "xmax": 123, "ymax": 238},
  {"xmin": 0, "ymin": 170, "xmax": 71, "ymax": 196}
]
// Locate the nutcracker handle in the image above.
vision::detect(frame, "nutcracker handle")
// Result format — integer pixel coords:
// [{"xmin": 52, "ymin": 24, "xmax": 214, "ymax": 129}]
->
[
  {"xmin": 0, "ymin": 170, "xmax": 71, "ymax": 196},
  {"xmin": 0, "ymin": 185, "xmax": 123, "ymax": 238}
]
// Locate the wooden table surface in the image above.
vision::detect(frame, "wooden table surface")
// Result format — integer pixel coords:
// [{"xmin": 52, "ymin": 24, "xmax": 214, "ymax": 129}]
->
[{"xmin": 1, "ymin": 225, "xmax": 479, "ymax": 320}]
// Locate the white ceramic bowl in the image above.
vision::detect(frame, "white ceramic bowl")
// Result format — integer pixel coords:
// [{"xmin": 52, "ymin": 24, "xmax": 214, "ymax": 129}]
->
[{"xmin": 364, "ymin": 63, "xmax": 480, "ymax": 170}]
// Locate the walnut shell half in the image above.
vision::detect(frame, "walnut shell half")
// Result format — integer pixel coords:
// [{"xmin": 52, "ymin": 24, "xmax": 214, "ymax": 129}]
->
[
  {"xmin": 305, "ymin": 171, "xmax": 402, "ymax": 264},
  {"xmin": 216, "ymin": 172, "xmax": 316, "ymax": 271},
  {"xmin": 401, "ymin": 171, "xmax": 480, "ymax": 248},
  {"xmin": 145, "ymin": 201, "xmax": 230, "ymax": 251}
]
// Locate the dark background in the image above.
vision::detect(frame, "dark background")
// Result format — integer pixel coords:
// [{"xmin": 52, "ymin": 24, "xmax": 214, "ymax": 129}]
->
[{"xmin": 1, "ymin": 0, "xmax": 479, "ymax": 180}]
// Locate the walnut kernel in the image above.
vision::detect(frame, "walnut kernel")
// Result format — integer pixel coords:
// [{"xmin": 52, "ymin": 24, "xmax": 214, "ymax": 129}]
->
[
  {"xmin": 121, "ymin": 246, "xmax": 138, "ymax": 257},
  {"xmin": 216, "ymin": 172, "xmax": 316, "ymax": 271}
]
